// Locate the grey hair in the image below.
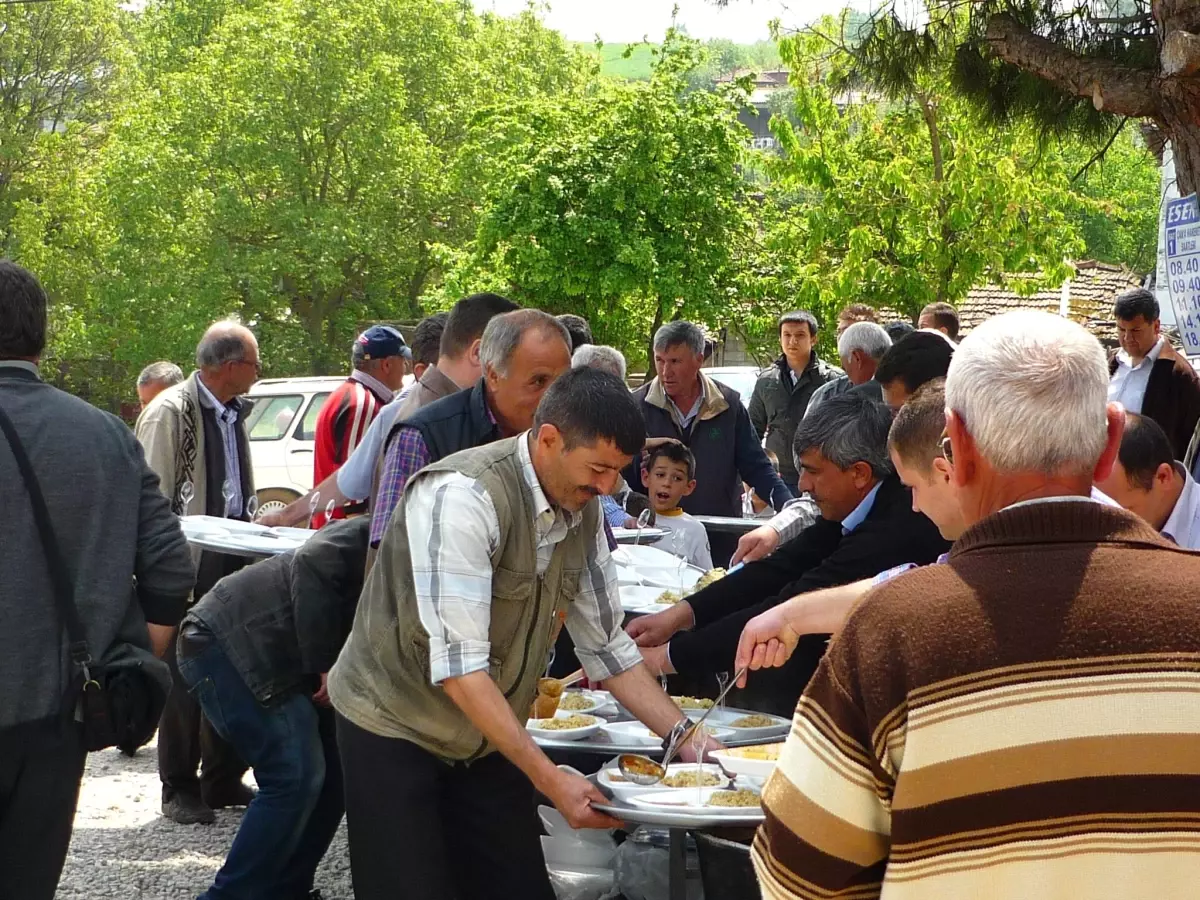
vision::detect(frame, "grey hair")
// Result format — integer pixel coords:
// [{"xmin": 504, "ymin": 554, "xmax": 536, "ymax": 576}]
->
[
  {"xmin": 136, "ymin": 361, "xmax": 184, "ymax": 389},
  {"xmin": 793, "ymin": 391, "xmax": 894, "ymax": 478},
  {"xmin": 196, "ymin": 322, "xmax": 251, "ymax": 368},
  {"xmin": 945, "ymin": 310, "xmax": 1108, "ymax": 476},
  {"xmin": 479, "ymin": 309, "xmax": 570, "ymax": 377},
  {"xmin": 838, "ymin": 321, "xmax": 892, "ymax": 362},
  {"xmin": 653, "ymin": 321, "xmax": 705, "ymax": 356},
  {"xmin": 572, "ymin": 344, "xmax": 627, "ymax": 380}
]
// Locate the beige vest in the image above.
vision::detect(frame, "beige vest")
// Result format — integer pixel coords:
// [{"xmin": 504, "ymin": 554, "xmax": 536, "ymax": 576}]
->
[{"xmin": 328, "ymin": 437, "xmax": 597, "ymax": 762}]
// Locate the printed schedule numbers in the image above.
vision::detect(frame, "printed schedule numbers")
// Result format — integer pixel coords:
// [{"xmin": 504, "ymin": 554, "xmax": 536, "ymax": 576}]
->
[{"xmin": 1165, "ymin": 193, "xmax": 1200, "ymax": 354}]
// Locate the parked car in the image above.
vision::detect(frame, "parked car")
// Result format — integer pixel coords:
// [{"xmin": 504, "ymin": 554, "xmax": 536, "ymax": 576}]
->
[
  {"xmin": 243, "ymin": 377, "xmax": 343, "ymax": 516},
  {"xmin": 245, "ymin": 373, "xmax": 416, "ymax": 516},
  {"xmin": 704, "ymin": 366, "xmax": 762, "ymax": 409}
]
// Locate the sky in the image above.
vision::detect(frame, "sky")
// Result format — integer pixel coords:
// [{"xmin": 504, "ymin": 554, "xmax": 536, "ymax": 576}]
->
[{"xmin": 474, "ymin": 0, "xmax": 862, "ymax": 44}]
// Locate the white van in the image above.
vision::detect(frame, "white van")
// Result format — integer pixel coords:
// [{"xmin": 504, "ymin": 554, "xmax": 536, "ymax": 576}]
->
[
  {"xmin": 244, "ymin": 374, "xmax": 414, "ymax": 516},
  {"xmin": 244, "ymin": 377, "xmax": 344, "ymax": 515}
]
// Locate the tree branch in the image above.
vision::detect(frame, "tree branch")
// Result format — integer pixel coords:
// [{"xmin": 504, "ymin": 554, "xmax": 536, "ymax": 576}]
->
[
  {"xmin": 984, "ymin": 13, "xmax": 1158, "ymax": 118},
  {"xmin": 1071, "ymin": 117, "xmax": 1129, "ymax": 183}
]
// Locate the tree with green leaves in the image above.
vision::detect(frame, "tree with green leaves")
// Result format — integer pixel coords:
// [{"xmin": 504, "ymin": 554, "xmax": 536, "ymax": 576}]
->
[
  {"xmin": 15, "ymin": 0, "xmax": 593, "ymax": 376},
  {"xmin": 815, "ymin": 0, "xmax": 1200, "ymax": 194},
  {"xmin": 739, "ymin": 26, "xmax": 1083, "ymax": 335},
  {"xmin": 0, "ymin": 0, "xmax": 128, "ymax": 248},
  {"xmin": 442, "ymin": 33, "xmax": 754, "ymax": 367}
]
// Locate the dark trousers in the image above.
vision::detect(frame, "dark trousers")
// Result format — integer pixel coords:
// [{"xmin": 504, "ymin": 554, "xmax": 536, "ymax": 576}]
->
[
  {"xmin": 160, "ymin": 551, "xmax": 249, "ymax": 802},
  {"xmin": 179, "ymin": 637, "xmax": 343, "ymax": 899},
  {"xmin": 336, "ymin": 713, "xmax": 555, "ymax": 900},
  {"xmin": 159, "ymin": 627, "xmax": 247, "ymax": 802},
  {"xmin": 0, "ymin": 722, "xmax": 88, "ymax": 900}
]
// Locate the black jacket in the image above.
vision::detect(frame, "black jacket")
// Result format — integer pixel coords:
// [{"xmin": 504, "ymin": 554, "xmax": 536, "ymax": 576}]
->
[
  {"xmin": 627, "ymin": 375, "xmax": 792, "ymax": 518},
  {"xmin": 668, "ymin": 475, "xmax": 949, "ymax": 714},
  {"xmin": 749, "ymin": 353, "xmax": 842, "ymax": 487},
  {"xmin": 387, "ymin": 377, "xmax": 499, "ymax": 463},
  {"xmin": 186, "ymin": 517, "xmax": 369, "ymax": 704},
  {"xmin": 1108, "ymin": 350, "xmax": 1200, "ymax": 459}
]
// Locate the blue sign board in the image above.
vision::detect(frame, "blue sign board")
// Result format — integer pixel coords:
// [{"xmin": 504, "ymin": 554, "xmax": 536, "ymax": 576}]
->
[{"xmin": 1165, "ymin": 193, "xmax": 1200, "ymax": 355}]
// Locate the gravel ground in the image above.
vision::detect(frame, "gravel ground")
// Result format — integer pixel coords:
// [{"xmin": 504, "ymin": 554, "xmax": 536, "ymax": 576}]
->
[{"xmin": 58, "ymin": 737, "xmax": 354, "ymax": 899}]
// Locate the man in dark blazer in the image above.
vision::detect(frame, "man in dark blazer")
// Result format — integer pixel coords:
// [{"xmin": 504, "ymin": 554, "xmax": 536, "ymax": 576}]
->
[
  {"xmin": 629, "ymin": 392, "xmax": 949, "ymax": 715},
  {"xmin": 1109, "ymin": 288, "xmax": 1200, "ymax": 458}
]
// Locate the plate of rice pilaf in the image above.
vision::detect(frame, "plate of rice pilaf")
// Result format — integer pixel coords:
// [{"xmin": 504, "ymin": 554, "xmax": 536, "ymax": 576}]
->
[{"xmin": 526, "ymin": 712, "xmax": 601, "ymax": 741}]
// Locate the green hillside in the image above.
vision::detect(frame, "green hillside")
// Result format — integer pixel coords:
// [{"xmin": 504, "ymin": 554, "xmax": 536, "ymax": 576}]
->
[
  {"xmin": 575, "ymin": 39, "xmax": 782, "ymax": 82},
  {"xmin": 574, "ymin": 42, "xmax": 660, "ymax": 80}
]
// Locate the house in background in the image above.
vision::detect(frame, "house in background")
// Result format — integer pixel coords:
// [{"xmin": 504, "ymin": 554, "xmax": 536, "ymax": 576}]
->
[
  {"xmin": 958, "ymin": 259, "xmax": 1145, "ymax": 349},
  {"xmin": 717, "ymin": 69, "xmax": 792, "ymax": 150}
]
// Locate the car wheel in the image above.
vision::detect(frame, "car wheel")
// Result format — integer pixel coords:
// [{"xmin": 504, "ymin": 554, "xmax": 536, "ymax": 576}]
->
[{"xmin": 254, "ymin": 488, "xmax": 300, "ymax": 519}]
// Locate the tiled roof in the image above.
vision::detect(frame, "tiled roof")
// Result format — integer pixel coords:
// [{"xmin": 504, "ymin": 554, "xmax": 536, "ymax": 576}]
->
[{"xmin": 959, "ymin": 260, "xmax": 1144, "ymax": 347}]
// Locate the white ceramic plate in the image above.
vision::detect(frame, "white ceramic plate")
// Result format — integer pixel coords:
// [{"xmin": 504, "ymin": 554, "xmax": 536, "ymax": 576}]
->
[
  {"xmin": 180, "ymin": 518, "xmax": 230, "ymax": 539},
  {"xmin": 618, "ymin": 585, "xmax": 676, "ymax": 611},
  {"xmin": 220, "ymin": 532, "xmax": 304, "ymax": 555},
  {"xmin": 598, "ymin": 763, "xmax": 730, "ymax": 804},
  {"xmin": 616, "ymin": 566, "xmax": 703, "ymax": 591},
  {"xmin": 613, "ymin": 546, "xmax": 684, "ymax": 568},
  {"xmin": 182, "ymin": 515, "xmax": 270, "ymax": 536},
  {"xmin": 600, "ymin": 720, "xmax": 735, "ymax": 746},
  {"xmin": 683, "ymin": 708, "xmax": 791, "ymax": 742},
  {"xmin": 627, "ymin": 786, "xmax": 762, "ymax": 816},
  {"xmin": 526, "ymin": 712, "xmax": 602, "ymax": 742},
  {"xmin": 710, "ymin": 744, "xmax": 784, "ymax": 780},
  {"xmin": 600, "ymin": 721, "xmax": 662, "ymax": 746},
  {"xmin": 267, "ymin": 526, "xmax": 317, "ymax": 542},
  {"xmin": 612, "ymin": 527, "xmax": 666, "ymax": 543}
]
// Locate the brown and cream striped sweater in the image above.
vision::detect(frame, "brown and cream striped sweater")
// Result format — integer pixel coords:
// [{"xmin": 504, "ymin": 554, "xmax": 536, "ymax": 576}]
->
[{"xmin": 754, "ymin": 498, "xmax": 1200, "ymax": 900}]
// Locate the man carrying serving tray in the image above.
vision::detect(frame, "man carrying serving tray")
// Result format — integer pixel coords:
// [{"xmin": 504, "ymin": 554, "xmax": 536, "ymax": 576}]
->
[{"xmin": 327, "ymin": 367, "xmax": 709, "ymax": 900}]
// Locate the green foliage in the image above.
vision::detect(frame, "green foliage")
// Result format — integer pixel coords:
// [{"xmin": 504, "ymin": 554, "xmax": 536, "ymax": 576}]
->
[
  {"xmin": 0, "ymin": 0, "xmax": 129, "ymax": 247},
  {"xmin": 1052, "ymin": 125, "xmax": 1160, "ymax": 273},
  {"xmin": 573, "ymin": 37, "xmax": 781, "ymax": 86},
  {"xmin": 16, "ymin": 0, "xmax": 594, "ymax": 378},
  {"xmin": 445, "ymin": 32, "xmax": 754, "ymax": 368},
  {"xmin": 743, "ymin": 25, "xmax": 1084, "ymax": 340}
]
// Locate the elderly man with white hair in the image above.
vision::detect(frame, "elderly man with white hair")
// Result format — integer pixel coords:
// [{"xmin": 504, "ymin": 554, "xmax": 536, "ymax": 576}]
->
[
  {"xmin": 804, "ymin": 320, "xmax": 892, "ymax": 416},
  {"xmin": 755, "ymin": 310, "xmax": 1200, "ymax": 900}
]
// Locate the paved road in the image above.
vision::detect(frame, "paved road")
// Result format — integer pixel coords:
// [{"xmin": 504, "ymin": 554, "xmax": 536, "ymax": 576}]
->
[{"xmin": 59, "ymin": 738, "xmax": 354, "ymax": 899}]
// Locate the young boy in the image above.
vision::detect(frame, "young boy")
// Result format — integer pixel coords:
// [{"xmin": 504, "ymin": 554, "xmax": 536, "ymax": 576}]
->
[{"xmin": 642, "ymin": 440, "xmax": 713, "ymax": 569}]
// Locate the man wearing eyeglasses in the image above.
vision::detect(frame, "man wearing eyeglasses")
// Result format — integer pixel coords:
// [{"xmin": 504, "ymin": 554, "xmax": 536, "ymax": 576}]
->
[{"xmin": 136, "ymin": 320, "xmax": 261, "ymax": 826}]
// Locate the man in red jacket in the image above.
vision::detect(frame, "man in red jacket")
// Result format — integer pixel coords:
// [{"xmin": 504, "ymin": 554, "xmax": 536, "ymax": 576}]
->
[{"xmin": 313, "ymin": 325, "xmax": 410, "ymax": 526}]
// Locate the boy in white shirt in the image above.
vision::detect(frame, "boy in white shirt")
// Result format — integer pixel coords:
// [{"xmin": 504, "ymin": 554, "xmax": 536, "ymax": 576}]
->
[{"xmin": 642, "ymin": 441, "xmax": 713, "ymax": 570}]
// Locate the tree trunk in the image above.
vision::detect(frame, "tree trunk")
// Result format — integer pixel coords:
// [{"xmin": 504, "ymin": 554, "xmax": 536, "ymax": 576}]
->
[
  {"xmin": 644, "ymin": 303, "xmax": 665, "ymax": 385},
  {"xmin": 1160, "ymin": 81, "xmax": 1200, "ymax": 195}
]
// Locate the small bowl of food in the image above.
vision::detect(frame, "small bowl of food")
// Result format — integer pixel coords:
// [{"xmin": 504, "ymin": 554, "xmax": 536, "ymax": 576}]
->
[
  {"xmin": 526, "ymin": 711, "xmax": 601, "ymax": 742},
  {"xmin": 557, "ymin": 690, "xmax": 604, "ymax": 714},
  {"xmin": 673, "ymin": 696, "xmax": 715, "ymax": 711},
  {"xmin": 711, "ymin": 743, "xmax": 783, "ymax": 779}
]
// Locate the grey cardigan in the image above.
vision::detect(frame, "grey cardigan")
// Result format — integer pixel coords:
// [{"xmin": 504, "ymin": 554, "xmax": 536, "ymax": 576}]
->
[{"xmin": 0, "ymin": 363, "xmax": 195, "ymax": 732}]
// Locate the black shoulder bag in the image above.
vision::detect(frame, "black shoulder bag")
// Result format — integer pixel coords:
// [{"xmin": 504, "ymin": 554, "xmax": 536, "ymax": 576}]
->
[{"xmin": 0, "ymin": 405, "xmax": 171, "ymax": 752}]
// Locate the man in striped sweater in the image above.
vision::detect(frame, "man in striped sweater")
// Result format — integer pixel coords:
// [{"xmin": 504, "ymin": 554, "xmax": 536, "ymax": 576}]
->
[
  {"xmin": 754, "ymin": 309, "xmax": 1200, "ymax": 899},
  {"xmin": 312, "ymin": 325, "xmax": 410, "ymax": 526}
]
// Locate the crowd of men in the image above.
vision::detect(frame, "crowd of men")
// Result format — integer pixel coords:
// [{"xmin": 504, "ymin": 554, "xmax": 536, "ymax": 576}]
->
[{"xmin": 7, "ymin": 250, "xmax": 1200, "ymax": 900}]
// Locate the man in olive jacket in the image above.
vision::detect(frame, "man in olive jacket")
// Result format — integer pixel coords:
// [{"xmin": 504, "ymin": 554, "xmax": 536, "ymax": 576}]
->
[
  {"xmin": 750, "ymin": 310, "xmax": 842, "ymax": 494},
  {"xmin": 328, "ymin": 369, "xmax": 703, "ymax": 900}
]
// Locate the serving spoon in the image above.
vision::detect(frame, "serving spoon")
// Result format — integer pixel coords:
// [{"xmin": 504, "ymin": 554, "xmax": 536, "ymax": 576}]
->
[{"xmin": 617, "ymin": 665, "xmax": 748, "ymax": 786}]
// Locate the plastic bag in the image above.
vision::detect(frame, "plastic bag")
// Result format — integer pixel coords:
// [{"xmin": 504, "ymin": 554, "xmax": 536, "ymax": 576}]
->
[
  {"xmin": 615, "ymin": 827, "xmax": 703, "ymax": 900},
  {"xmin": 539, "ymin": 804, "xmax": 619, "ymax": 900}
]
